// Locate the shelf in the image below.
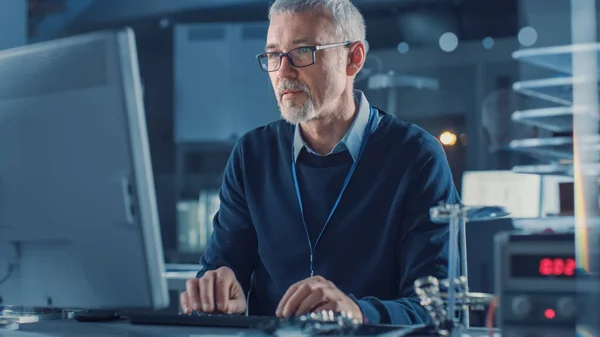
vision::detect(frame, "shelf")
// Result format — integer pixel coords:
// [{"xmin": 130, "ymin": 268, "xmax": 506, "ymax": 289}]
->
[
  {"xmin": 511, "ymin": 106, "xmax": 599, "ymax": 133},
  {"xmin": 512, "ymin": 107, "xmax": 573, "ymax": 132},
  {"xmin": 512, "ymin": 77, "xmax": 600, "ymax": 106},
  {"xmin": 513, "ymin": 216, "xmax": 600, "ymax": 232},
  {"xmin": 512, "ymin": 162, "xmax": 600, "ymax": 176},
  {"xmin": 512, "ymin": 163, "xmax": 575, "ymax": 175},
  {"xmin": 509, "ymin": 137, "xmax": 575, "ymax": 159},
  {"xmin": 512, "ymin": 217, "xmax": 575, "ymax": 232},
  {"xmin": 512, "ymin": 43, "xmax": 600, "ymax": 75},
  {"xmin": 509, "ymin": 135, "xmax": 600, "ymax": 160},
  {"xmin": 511, "ymin": 43, "xmax": 600, "ymax": 178}
]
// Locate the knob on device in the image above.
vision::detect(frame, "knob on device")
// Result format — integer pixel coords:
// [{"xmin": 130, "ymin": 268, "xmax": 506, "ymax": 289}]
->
[
  {"xmin": 511, "ymin": 296, "xmax": 532, "ymax": 319},
  {"xmin": 556, "ymin": 296, "xmax": 576, "ymax": 319}
]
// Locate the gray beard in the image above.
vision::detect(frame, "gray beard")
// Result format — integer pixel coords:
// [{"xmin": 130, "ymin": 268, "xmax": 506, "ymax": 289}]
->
[{"xmin": 279, "ymin": 97, "xmax": 317, "ymax": 125}]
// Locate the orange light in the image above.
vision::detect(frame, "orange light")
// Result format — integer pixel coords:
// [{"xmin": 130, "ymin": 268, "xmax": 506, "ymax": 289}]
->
[
  {"xmin": 544, "ymin": 308, "xmax": 556, "ymax": 319},
  {"xmin": 439, "ymin": 131, "xmax": 457, "ymax": 146}
]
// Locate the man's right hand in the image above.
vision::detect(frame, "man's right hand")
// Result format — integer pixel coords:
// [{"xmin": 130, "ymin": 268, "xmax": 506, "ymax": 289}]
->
[{"xmin": 180, "ymin": 266, "xmax": 247, "ymax": 315}]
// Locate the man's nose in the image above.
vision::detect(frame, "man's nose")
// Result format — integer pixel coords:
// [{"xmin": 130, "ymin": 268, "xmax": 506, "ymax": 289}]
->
[{"xmin": 277, "ymin": 56, "xmax": 297, "ymax": 79}]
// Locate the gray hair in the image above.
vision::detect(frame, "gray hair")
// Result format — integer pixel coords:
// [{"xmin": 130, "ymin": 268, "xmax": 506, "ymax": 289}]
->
[{"xmin": 268, "ymin": 0, "xmax": 366, "ymax": 44}]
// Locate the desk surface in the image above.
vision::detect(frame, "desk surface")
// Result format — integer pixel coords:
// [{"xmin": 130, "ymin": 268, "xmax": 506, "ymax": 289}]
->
[
  {"xmin": 2, "ymin": 320, "xmax": 244, "ymax": 337},
  {"xmin": 1, "ymin": 320, "xmax": 498, "ymax": 337}
]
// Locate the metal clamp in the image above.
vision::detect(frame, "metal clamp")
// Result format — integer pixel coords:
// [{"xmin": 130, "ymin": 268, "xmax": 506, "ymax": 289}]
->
[
  {"xmin": 421, "ymin": 203, "xmax": 508, "ymax": 335},
  {"xmin": 414, "ymin": 276, "xmax": 495, "ymax": 335}
]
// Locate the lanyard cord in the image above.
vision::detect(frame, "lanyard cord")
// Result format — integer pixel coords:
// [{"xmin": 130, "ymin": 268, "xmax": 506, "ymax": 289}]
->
[{"xmin": 291, "ymin": 107, "xmax": 376, "ymax": 276}]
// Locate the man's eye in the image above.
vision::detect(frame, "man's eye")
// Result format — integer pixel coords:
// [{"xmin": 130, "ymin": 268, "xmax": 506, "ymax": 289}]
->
[{"xmin": 297, "ymin": 47, "xmax": 312, "ymax": 54}]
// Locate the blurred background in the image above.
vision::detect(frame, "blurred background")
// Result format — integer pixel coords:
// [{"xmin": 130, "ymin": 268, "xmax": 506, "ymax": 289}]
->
[{"xmin": 0, "ymin": 0, "xmax": 588, "ymax": 281}]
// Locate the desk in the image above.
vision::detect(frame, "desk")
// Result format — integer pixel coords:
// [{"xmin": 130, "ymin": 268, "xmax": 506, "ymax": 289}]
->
[
  {"xmin": 1, "ymin": 320, "xmax": 243, "ymax": 337},
  {"xmin": 1, "ymin": 320, "xmax": 498, "ymax": 337}
]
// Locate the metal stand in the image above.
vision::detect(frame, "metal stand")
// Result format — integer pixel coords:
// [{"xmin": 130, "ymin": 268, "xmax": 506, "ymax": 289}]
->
[{"xmin": 416, "ymin": 203, "xmax": 508, "ymax": 335}]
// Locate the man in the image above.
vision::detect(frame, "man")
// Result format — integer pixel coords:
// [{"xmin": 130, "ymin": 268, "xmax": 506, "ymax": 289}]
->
[{"xmin": 180, "ymin": 0, "xmax": 459, "ymax": 325}]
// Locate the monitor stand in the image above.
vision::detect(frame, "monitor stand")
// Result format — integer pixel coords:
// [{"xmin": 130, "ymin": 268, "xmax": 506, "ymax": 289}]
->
[{"xmin": 73, "ymin": 310, "xmax": 122, "ymax": 322}]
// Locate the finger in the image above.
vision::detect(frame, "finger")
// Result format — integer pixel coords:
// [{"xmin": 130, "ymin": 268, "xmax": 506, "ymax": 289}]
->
[
  {"xmin": 281, "ymin": 283, "xmax": 314, "ymax": 318},
  {"xmin": 276, "ymin": 281, "xmax": 302, "ymax": 316},
  {"xmin": 185, "ymin": 279, "xmax": 201, "ymax": 310},
  {"xmin": 227, "ymin": 297, "xmax": 247, "ymax": 314},
  {"xmin": 180, "ymin": 291, "xmax": 192, "ymax": 314},
  {"xmin": 198, "ymin": 272, "xmax": 216, "ymax": 312},
  {"xmin": 214, "ymin": 269, "xmax": 235, "ymax": 312},
  {"xmin": 311, "ymin": 275, "xmax": 326, "ymax": 282},
  {"xmin": 295, "ymin": 287, "xmax": 328, "ymax": 315},
  {"xmin": 225, "ymin": 279, "xmax": 246, "ymax": 314},
  {"xmin": 277, "ymin": 276, "xmax": 325, "ymax": 316}
]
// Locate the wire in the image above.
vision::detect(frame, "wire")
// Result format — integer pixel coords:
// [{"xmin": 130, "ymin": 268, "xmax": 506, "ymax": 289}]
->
[
  {"xmin": 486, "ymin": 296, "xmax": 498, "ymax": 337},
  {"xmin": 0, "ymin": 264, "xmax": 16, "ymax": 286}
]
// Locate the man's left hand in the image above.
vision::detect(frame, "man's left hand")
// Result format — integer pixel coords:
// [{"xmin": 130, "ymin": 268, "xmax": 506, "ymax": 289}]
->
[{"xmin": 275, "ymin": 276, "xmax": 363, "ymax": 323}]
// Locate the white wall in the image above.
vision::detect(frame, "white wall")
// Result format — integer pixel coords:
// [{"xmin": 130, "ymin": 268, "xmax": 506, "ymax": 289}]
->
[{"xmin": 0, "ymin": 0, "xmax": 26, "ymax": 50}]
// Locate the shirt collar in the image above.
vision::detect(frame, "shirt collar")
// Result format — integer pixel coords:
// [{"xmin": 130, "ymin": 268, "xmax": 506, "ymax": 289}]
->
[{"xmin": 293, "ymin": 90, "xmax": 371, "ymax": 163}]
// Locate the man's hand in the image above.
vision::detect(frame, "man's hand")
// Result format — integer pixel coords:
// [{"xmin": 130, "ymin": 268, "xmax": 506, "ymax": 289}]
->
[
  {"xmin": 275, "ymin": 276, "xmax": 363, "ymax": 323},
  {"xmin": 180, "ymin": 266, "xmax": 246, "ymax": 315}
]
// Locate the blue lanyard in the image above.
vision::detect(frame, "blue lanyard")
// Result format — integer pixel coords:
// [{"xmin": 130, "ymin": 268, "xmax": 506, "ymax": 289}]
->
[{"xmin": 291, "ymin": 107, "xmax": 375, "ymax": 277}]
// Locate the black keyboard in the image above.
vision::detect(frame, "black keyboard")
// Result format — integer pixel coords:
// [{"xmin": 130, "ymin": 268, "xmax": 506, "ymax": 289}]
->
[
  {"xmin": 128, "ymin": 312, "xmax": 273, "ymax": 328},
  {"xmin": 127, "ymin": 311, "xmax": 428, "ymax": 336}
]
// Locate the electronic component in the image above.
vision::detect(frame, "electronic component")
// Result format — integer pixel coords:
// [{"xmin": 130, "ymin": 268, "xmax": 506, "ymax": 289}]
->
[
  {"xmin": 128, "ymin": 310, "xmax": 411, "ymax": 335},
  {"xmin": 413, "ymin": 275, "xmax": 494, "ymax": 336},
  {"xmin": 495, "ymin": 232, "xmax": 576, "ymax": 337},
  {"xmin": 128, "ymin": 311, "xmax": 272, "ymax": 328}
]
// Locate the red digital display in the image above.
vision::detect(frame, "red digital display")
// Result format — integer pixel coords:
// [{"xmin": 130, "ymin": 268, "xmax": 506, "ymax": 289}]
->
[
  {"xmin": 511, "ymin": 255, "xmax": 576, "ymax": 278},
  {"xmin": 538, "ymin": 257, "xmax": 576, "ymax": 277}
]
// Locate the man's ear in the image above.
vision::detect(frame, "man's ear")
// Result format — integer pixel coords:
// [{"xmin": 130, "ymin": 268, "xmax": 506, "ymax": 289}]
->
[{"xmin": 346, "ymin": 41, "xmax": 366, "ymax": 77}]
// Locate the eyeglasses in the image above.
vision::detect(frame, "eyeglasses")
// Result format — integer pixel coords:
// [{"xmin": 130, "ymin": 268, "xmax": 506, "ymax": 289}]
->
[{"xmin": 256, "ymin": 41, "xmax": 352, "ymax": 72}]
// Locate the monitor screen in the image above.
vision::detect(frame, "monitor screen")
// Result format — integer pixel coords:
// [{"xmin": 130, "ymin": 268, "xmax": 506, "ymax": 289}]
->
[
  {"xmin": 0, "ymin": 28, "xmax": 169, "ymax": 310},
  {"xmin": 461, "ymin": 170, "xmax": 542, "ymax": 218}
]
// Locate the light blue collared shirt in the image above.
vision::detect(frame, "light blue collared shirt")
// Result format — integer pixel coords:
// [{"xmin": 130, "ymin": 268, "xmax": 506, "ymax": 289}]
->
[{"xmin": 292, "ymin": 90, "xmax": 382, "ymax": 163}]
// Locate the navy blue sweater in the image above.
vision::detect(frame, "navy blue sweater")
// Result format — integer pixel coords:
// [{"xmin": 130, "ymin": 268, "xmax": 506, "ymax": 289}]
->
[{"xmin": 198, "ymin": 109, "xmax": 459, "ymax": 325}]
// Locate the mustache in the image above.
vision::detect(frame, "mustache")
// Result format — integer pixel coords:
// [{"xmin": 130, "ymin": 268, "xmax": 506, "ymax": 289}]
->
[{"xmin": 277, "ymin": 80, "xmax": 309, "ymax": 95}]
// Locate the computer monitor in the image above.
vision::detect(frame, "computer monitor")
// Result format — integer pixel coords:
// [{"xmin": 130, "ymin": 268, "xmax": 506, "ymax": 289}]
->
[{"xmin": 0, "ymin": 28, "xmax": 169, "ymax": 310}]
